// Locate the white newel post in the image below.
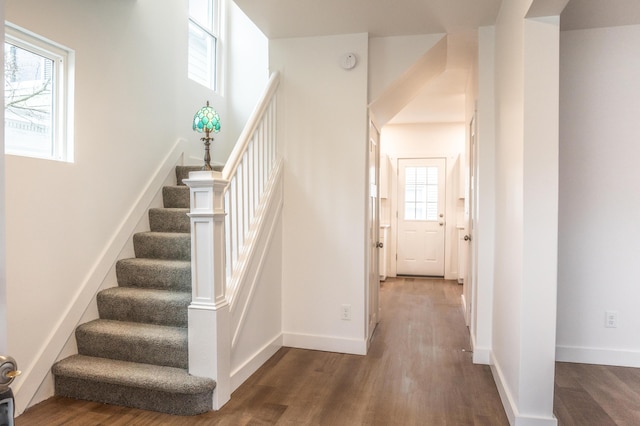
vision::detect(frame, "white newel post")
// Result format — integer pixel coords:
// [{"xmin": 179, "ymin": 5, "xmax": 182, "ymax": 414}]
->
[{"xmin": 184, "ymin": 170, "xmax": 231, "ymax": 409}]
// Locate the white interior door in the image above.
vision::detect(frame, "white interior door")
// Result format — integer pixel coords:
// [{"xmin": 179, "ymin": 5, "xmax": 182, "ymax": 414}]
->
[
  {"xmin": 397, "ymin": 158, "xmax": 446, "ymax": 276},
  {"xmin": 367, "ymin": 121, "xmax": 380, "ymax": 343},
  {"xmin": 466, "ymin": 114, "xmax": 477, "ymax": 328}
]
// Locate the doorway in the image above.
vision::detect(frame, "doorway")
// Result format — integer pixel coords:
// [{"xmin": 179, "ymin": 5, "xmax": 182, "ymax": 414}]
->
[{"xmin": 396, "ymin": 158, "xmax": 446, "ymax": 277}]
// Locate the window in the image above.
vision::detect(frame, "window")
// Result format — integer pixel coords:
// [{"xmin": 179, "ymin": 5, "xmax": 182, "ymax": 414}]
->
[
  {"xmin": 4, "ymin": 23, "xmax": 74, "ymax": 162},
  {"xmin": 404, "ymin": 166, "xmax": 439, "ymax": 221},
  {"xmin": 188, "ymin": 0, "xmax": 220, "ymax": 91}
]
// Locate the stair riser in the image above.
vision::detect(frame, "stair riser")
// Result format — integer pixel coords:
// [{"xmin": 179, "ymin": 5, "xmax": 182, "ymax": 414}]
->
[
  {"xmin": 97, "ymin": 294, "xmax": 189, "ymax": 327},
  {"xmin": 175, "ymin": 165, "xmax": 203, "ymax": 186},
  {"xmin": 149, "ymin": 209, "xmax": 190, "ymax": 233},
  {"xmin": 76, "ymin": 330, "xmax": 188, "ymax": 369},
  {"xmin": 116, "ymin": 260, "xmax": 191, "ymax": 291},
  {"xmin": 133, "ymin": 233, "xmax": 191, "ymax": 261},
  {"xmin": 54, "ymin": 377, "xmax": 213, "ymax": 416},
  {"xmin": 162, "ymin": 186, "xmax": 190, "ymax": 208}
]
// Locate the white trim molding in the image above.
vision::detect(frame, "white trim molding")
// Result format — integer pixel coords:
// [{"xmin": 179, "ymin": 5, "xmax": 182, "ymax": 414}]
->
[
  {"xmin": 231, "ymin": 334, "xmax": 283, "ymax": 391},
  {"xmin": 556, "ymin": 345, "xmax": 640, "ymax": 368},
  {"xmin": 283, "ymin": 332, "xmax": 367, "ymax": 356},
  {"xmin": 490, "ymin": 353, "xmax": 558, "ymax": 426}
]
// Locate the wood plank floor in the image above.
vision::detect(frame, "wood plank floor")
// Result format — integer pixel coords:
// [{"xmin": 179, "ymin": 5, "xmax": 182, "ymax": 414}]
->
[
  {"xmin": 15, "ymin": 277, "xmax": 509, "ymax": 425},
  {"xmin": 554, "ymin": 361, "xmax": 640, "ymax": 426}
]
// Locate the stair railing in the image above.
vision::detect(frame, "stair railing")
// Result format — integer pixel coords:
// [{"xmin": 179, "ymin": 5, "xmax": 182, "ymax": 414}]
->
[
  {"xmin": 184, "ymin": 71, "xmax": 280, "ymax": 410},
  {"xmin": 222, "ymin": 72, "xmax": 279, "ymax": 303}
]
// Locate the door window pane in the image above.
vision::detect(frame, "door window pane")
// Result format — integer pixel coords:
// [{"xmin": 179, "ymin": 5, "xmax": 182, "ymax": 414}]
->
[{"xmin": 404, "ymin": 166, "xmax": 438, "ymax": 221}]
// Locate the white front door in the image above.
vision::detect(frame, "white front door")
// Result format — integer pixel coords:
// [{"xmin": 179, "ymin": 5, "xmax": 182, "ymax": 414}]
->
[{"xmin": 397, "ymin": 158, "xmax": 446, "ymax": 276}]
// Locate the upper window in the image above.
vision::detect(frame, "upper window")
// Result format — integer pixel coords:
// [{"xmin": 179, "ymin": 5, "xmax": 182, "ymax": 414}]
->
[
  {"xmin": 188, "ymin": 0, "xmax": 220, "ymax": 91},
  {"xmin": 4, "ymin": 23, "xmax": 74, "ymax": 162}
]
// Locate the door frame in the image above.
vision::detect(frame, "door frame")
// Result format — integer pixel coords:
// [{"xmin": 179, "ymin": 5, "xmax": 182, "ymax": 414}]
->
[
  {"xmin": 365, "ymin": 119, "xmax": 381, "ymax": 347},
  {"xmin": 0, "ymin": 8, "xmax": 7, "ymax": 355},
  {"xmin": 462, "ymin": 114, "xmax": 477, "ymax": 327}
]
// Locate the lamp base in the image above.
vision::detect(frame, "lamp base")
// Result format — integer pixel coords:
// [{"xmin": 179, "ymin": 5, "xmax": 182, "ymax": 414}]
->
[{"xmin": 201, "ymin": 136, "xmax": 213, "ymax": 171}]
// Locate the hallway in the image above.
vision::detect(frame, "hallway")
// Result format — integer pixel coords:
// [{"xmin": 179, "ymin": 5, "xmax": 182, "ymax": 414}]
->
[{"xmin": 16, "ymin": 277, "xmax": 508, "ymax": 425}]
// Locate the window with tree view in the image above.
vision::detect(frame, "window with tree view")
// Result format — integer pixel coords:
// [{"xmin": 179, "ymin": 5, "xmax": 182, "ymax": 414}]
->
[{"xmin": 4, "ymin": 24, "xmax": 73, "ymax": 162}]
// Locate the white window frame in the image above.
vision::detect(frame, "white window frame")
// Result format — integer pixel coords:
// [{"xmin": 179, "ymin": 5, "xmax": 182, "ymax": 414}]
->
[
  {"xmin": 4, "ymin": 22, "xmax": 74, "ymax": 162},
  {"xmin": 188, "ymin": 0, "xmax": 222, "ymax": 92}
]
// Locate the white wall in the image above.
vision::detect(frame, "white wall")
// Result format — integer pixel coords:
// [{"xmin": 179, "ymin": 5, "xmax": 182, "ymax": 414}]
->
[
  {"xmin": 557, "ymin": 24, "xmax": 640, "ymax": 367},
  {"xmin": 368, "ymin": 34, "xmax": 443, "ymax": 104},
  {"xmin": 216, "ymin": 1, "xmax": 269, "ymax": 164},
  {"xmin": 230, "ymin": 210, "xmax": 283, "ymax": 389},
  {"xmin": 4, "ymin": 0, "xmax": 268, "ymax": 412},
  {"xmin": 270, "ymin": 33, "xmax": 369, "ymax": 355},
  {"xmin": 380, "ymin": 123, "xmax": 465, "ymax": 281},
  {"xmin": 491, "ymin": 0, "xmax": 560, "ymax": 424}
]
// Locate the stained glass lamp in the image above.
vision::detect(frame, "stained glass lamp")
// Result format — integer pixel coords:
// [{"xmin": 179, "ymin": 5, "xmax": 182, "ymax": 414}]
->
[{"xmin": 192, "ymin": 101, "xmax": 221, "ymax": 171}]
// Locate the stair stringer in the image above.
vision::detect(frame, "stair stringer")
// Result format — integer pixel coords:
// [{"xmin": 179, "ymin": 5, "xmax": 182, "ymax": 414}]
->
[
  {"xmin": 17, "ymin": 139, "xmax": 188, "ymax": 413},
  {"xmin": 227, "ymin": 159, "xmax": 284, "ymax": 391}
]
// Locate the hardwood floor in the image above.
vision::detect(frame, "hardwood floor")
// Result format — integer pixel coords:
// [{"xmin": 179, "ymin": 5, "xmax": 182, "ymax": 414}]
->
[
  {"xmin": 554, "ymin": 361, "xmax": 640, "ymax": 426},
  {"xmin": 16, "ymin": 277, "xmax": 508, "ymax": 425}
]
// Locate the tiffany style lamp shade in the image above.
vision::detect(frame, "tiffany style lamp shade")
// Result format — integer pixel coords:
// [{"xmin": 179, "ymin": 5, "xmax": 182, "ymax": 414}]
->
[{"xmin": 192, "ymin": 101, "xmax": 221, "ymax": 171}]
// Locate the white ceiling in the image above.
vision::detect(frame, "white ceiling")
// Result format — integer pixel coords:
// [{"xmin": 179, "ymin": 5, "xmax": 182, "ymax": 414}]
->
[
  {"xmin": 561, "ymin": 0, "xmax": 640, "ymax": 31},
  {"xmin": 234, "ymin": 0, "xmax": 502, "ymax": 39},
  {"xmin": 235, "ymin": 0, "xmax": 640, "ymax": 125}
]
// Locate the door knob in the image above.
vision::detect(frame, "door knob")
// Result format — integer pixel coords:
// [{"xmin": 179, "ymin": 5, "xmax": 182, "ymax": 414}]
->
[
  {"xmin": 464, "ymin": 234, "xmax": 472, "ymax": 241},
  {"xmin": 0, "ymin": 355, "xmax": 20, "ymax": 389},
  {"xmin": 376, "ymin": 242, "xmax": 384, "ymax": 248},
  {"xmin": 439, "ymin": 222, "xmax": 444, "ymax": 226}
]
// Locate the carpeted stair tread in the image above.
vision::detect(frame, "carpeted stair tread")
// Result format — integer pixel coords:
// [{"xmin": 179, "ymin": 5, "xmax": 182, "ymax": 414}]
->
[
  {"xmin": 133, "ymin": 232, "xmax": 190, "ymax": 260},
  {"xmin": 116, "ymin": 258, "xmax": 191, "ymax": 291},
  {"xmin": 149, "ymin": 208, "xmax": 190, "ymax": 233},
  {"xmin": 162, "ymin": 185, "xmax": 190, "ymax": 208},
  {"xmin": 53, "ymin": 354, "xmax": 214, "ymax": 395},
  {"xmin": 53, "ymin": 355, "xmax": 215, "ymax": 415},
  {"xmin": 97, "ymin": 287, "xmax": 190, "ymax": 327},
  {"xmin": 76, "ymin": 320, "xmax": 187, "ymax": 368}
]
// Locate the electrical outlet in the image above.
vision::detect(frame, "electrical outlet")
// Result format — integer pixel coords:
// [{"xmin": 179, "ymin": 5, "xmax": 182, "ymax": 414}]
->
[
  {"xmin": 341, "ymin": 304, "xmax": 351, "ymax": 321},
  {"xmin": 605, "ymin": 310, "xmax": 618, "ymax": 328}
]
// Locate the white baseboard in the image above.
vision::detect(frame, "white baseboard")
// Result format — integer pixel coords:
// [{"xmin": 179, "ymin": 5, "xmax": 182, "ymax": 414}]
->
[
  {"xmin": 283, "ymin": 332, "xmax": 367, "ymax": 355},
  {"xmin": 231, "ymin": 334, "xmax": 283, "ymax": 392},
  {"xmin": 490, "ymin": 353, "xmax": 557, "ymax": 426},
  {"xmin": 556, "ymin": 345, "xmax": 640, "ymax": 368},
  {"xmin": 490, "ymin": 353, "xmax": 517, "ymax": 425},
  {"xmin": 470, "ymin": 333, "xmax": 492, "ymax": 365},
  {"xmin": 461, "ymin": 294, "xmax": 469, "ymax": 326}
]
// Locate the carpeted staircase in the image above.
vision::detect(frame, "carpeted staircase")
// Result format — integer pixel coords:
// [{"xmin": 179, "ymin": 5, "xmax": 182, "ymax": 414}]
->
[{"xmin": 52, "ymin": 166, "xmax": 217, "ymax": 416}]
